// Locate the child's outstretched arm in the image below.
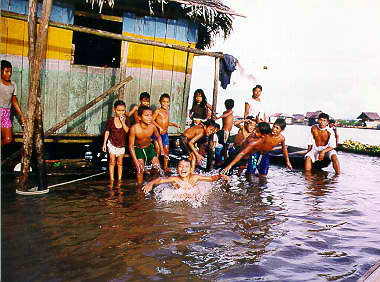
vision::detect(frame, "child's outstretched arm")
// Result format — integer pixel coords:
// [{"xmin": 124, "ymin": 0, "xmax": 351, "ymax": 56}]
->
[
  {"xmin": 281, "ymin": 138, "xmax": 293, "ymax": 170},
  {"xmin": 142, "ymin": 176, "xmax": 178, "ymax": 193},
  {"xmin": 169, "ymin": 121, "xmax": 181, "ymax": 130},
  {"xmin": 128, "ymin": 105, "xmax": 138, "ymax": 117},
  {"xmin": 215, "ymin": 109, "xmax": 233, "ymax": 120},
  {"xmin": 195, "ymin": 174, "xmax": 231, "ymax": 183},
  {"xmin": 11, "ymin": 95, "xmax": 25, "ymax": 126}
]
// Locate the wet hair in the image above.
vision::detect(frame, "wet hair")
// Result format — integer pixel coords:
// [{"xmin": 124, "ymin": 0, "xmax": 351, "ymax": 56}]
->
[
  {"xmin": 114, "ymin": 100, "xmax": 126, "ymax": 108},
  {"xmin": 192, "ymin": 89, "xmax": 207, "ymax": 108},
  {"xmin": 252, "ymin": 84, "xmax": 262, "ymax": 92},
  {"xmin": 138, "ymin": 105, "xmax": 152, "ymax": 116},
  {"xmin": 274, "ymin": 118, "xmax": 286, "ymax": 130},
  {"xmin": 224, "ymin": 99, "xmax": 234, "ymax": 110},
  {"xmin": 318, "ymin": 113, "xmax": 329, "ymax": 121},
  {"xmin": 246, "ymin": 116, "xmax": 255, "ymax": 121},
  {"xmin": 257, "ymin": 122, "xmax": 271, "ymax": 134},
  {"xmin": 178, "ymin": 158, "xmax": 191, "ymax": 166},
  {"xmin": 160, "ymin": 93, "xmax": 170, "ymax": 102},
  {"xmin": 139, "ymin": 92, "xmax": 150, "ymax": 101},
  {"xmin": 329, "ymin": 119, "xmax": 336, "ymax": 124},
  {"xmin": 1, "ymin": 60, "xmax": 12, "ymax": 71},
  {"xmin": 204, "ymin": 119, "xmax": 220, "ymax": 130}
]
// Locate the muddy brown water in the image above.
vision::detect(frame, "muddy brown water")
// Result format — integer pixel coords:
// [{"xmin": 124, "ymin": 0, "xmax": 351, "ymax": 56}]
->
[{"xmin": 2, "ymin": 151, "xmax": 380, "ymax": 281}]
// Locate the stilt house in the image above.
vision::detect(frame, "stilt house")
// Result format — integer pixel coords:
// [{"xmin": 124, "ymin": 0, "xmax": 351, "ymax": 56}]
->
[{"xmin": 1, "ymin": 0, "xmax": 239, "ymax": 138}]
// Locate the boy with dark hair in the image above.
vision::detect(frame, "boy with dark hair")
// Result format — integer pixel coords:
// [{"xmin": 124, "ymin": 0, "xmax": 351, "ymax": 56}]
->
[
  {"xmin": 180, "ymin": 119, "xmax": 220, "ymax": 170},
  {"xmin": 1, "ymin": 60, "xmax": 25, "ymax": 146},
  {"xmin": 128, "ymin": 92, "xmax": 151, "ymax": 124},
  {"xmin": 328, "ymin": 119, "xmax": 339, "ymax": 147},
  {"xmin": 244, "ymin": 84, "xmax": 266, "ymax": 122},
  {"xmin": 142, "ymin": 158, "xmax": 230, "ymax": 193},
  {"xmin": 129, "ymin": 105, "xmax": 167, "ymax": 184},
  {"xmin": 152, "ymin": 93, "xmax": 181, "ymax": 172},
  {"xmin": 305, "ymin": 112, "xmax": 340, "ymax": 174},
  {"xmin": 215, "ymin": 98, "xmax": 234, "ymax": 164},
  {"xmin": 102, "ymin": 100, "xmax": 129, "ymax": 183}
]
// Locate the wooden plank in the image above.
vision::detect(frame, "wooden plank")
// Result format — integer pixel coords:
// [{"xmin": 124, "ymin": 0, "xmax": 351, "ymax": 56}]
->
[
  {"xmin": 102, "ymin": 67, "xmax": 120, "ymax": 133},
  {"xmin": 56, "ymin": 60, "xmax": 70, "ymax": 133},
  {"xmin": 43, "ymin": 59, "xmax": 59, "ymax": 130},
  {"xmin": 85, "ymin": 66, "xmax": 104, "ymax": 135},
  {"xmin": 6, "ymin": 17, "xmax": 25, "ymax": 56},
  {"xmin": 119, "ymin": 41, "xmax": 128, "ymax": 100},
  {"xmin": 161, "ymin": 19, "xmax": 176, "ymax": 95},
  {"xmin": 130, "ymin": 17, "xmax": 144, "ymax": 97},
  {"xmin": 150, "ymin": 17, "xmax": 166, "ymax": 100},
  {"xmin": 67, "ymin": 65, "xmax": 87, "ymax": 133}
]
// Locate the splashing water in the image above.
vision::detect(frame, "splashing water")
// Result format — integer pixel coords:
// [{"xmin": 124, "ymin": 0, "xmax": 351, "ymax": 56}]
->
[{"xmin": 153, "ymin": 182, "xmax": 214, "ymax": 208}]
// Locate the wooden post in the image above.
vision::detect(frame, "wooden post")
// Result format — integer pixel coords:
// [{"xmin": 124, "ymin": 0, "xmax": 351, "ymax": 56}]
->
[
  {"xmin": 3, "ymin": 78, "xmax": 133, "ymax": 166},
  {"xmin": 34, "ymin": 92, "xmax": 47, "ymax": 190},
  {"xmin": 207, "ymin": 57, "xmax": 221, "ymax": 171},
  {"xmin": 118, "ymin": 41, "xmax": 129, "ymax": 100},
  {"xmin": 18, "ymin": 0, "xmax": 53, "ymax": 191}
]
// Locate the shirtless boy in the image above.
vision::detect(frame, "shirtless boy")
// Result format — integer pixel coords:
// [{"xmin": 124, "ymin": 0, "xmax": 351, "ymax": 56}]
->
[
  {"xmin": 142, "ymin": 158, "xmax": 230, "ymax": 193},
  {"xmin": 305, "ymin": 113, "xmax": 340, "ymax": 174},
  {"xmin": 129, "ymin": 105, "xmax": 168, "ymax": 184},
  {"xmin": 215, "ymin": 99, "xmax": 234, "ymax": 164},
  {"xmin": 128, "ymin": 92, "xmax": 150, "ymax": 124},
  {"xmin": 180, "ymin": 119, "xmax": 220, "ymax": 170},
  {"xmin": 152, "ymin": 93, "xmax": 181, "ymax": 172}
]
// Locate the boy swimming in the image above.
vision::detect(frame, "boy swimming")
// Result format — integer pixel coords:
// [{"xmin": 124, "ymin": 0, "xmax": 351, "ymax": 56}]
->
[{"xmin": 142, "ymin": 158, "xmax": 230, "ymax": 193}]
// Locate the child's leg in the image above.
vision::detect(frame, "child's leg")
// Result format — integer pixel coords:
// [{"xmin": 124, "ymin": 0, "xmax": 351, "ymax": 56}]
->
[
  {"xmin": 304, "ymin": 157, "xmax": 312, "ymax": 171},
  {"xmin": 1, "ymin": 127, "xmax": 13, "ymax": 146},
  {"xmin": 153, "ymin": 139, "xmax": 160, "ymax": 157},
  {"xmin": 190, "ymin": 153, "xmax": 196, "ymax": 172},
  {"xmin": 136, "ymin": 159, "xmax": 145, "ymax": 184},
  {"xmin": 163, "ymin": 145, "xmax": 170, "ymax": 171},
  {"xmin": 331, "ymin": 154, "xmax": 340, "ymax": 174},
  {"xmin": 116, "ymin": 155, "xmax": 124, "ymax": 181},
  {"xmin": 108, "ymin": 154, "xmax": 116, "ymax": 182}
]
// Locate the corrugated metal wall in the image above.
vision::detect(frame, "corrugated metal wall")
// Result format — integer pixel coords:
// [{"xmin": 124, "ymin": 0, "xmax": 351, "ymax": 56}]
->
[{"xmin": 1, "ymin": 0, "xmax": 197, "ymax": 135}]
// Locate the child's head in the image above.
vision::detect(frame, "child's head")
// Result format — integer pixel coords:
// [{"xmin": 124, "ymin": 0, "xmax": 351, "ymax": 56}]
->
[
  {"xmin": 256, "ymin": 122, "xmax": 271, "ymax": 136},
  {"xmin": 329, "ymin": 119, "xmax": 336, "ymax": 127},
  {"xmin": 272, "ymin": 118, "xmax": 286, "ymax": 136},
  {"xmin": 177, "ymin": 158, "xmax": 192, "ymax": 177},
  {"xmin": 224, "ymin": 99, "xmax": 234, "ymax": 110},
  {"xmin": 252, "ymin": 84, "xmax": 262, "ymax": 99},
  {"xmin": 193, "ymin": 89, "xmax": 207, "ymax": 106},
  {"xmin": 245, "ymin": 116, "xmax": 256, "ymax": 132},
  {"xmin": 159, "ymin": 93, "xmax": 170, "ymax": 110},
  {"xmin": 113, "ymin": 100, "xmax": 126, "ymax": 117},
  {"xmin": 138, "ymin": 105, "xmax": 153, "ymax": 124},
  {"xmin": 1, "ymin": 60, "xmax": 13, "ymax": 81},
  {"xmin": 139, "ymin": 92, "xmax": 150, "ymax": 106},
  {"xmin": 204, "ymin": 119, "xmax": 220, "ymax": 136},
  {"xmin": 318, "ymin": 113, "xmax": 329, "ymax": 128}
]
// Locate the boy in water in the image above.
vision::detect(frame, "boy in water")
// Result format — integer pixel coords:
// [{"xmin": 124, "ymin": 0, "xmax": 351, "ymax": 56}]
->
[
  {"xmin": 142, "ymin": 158, "xmax": 230, "ymax": 193},
  {"xmin": 222, "ymin": 119, "xmax": 293, "ymax": 175},
  {"xmin": 129, "ymin": 105, "xmax": 168, "ymax": 184},
  {"xmin": 214, "ymin": 99, "xmax": 234, "ymax": 164},
  {"xmin": 180, "ymin": 119, "xmax": 220, "ymax": 170},
  {"xmin": 1, "ymin": 60, "xmax": 25, "ymax": 146},
  {"xmin": 102, "ymin": 100, "xmax": 129, "ymax": 183},
  {"xmin": 305, "ymin": 113, "xmax": 340, "ymax": 174},
  {"xmin": 328, "ymin": 119, "xmax": 339, "ymax": 147},
  {"xmin": 152, "ymin": 93, "xmax": 181, "ymax": 172},
  {"xmin": 128, "ymin": 92, "xmax": 150, "ymax": 124}
]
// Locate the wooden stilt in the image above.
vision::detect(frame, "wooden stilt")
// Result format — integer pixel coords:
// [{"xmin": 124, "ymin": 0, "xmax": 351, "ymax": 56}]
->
[
  {"xmin": 207, "ymin": 57, "xmax": 220, "ymax": 171},
  {"xmin": 18, "ymin": 0, "xmax": 52, "ymax": 191},
  {"xmin": 119, "ymin": 41, "xmax": 129, "ymax": 100},
  {"xmin": 34, "ymin": 94, "xmax": 47, "ymax": 190}
]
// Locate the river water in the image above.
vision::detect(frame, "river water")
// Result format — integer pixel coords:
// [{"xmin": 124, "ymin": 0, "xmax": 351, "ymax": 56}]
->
[{"xmin": 2, "ymin": 150, "xmax": 380, "ymax": 281}]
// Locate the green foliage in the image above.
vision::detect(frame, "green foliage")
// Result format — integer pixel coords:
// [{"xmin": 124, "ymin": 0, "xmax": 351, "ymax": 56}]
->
[{"xmin": 342, "ymin": 140, "xmax": 380, "ymax": 156}]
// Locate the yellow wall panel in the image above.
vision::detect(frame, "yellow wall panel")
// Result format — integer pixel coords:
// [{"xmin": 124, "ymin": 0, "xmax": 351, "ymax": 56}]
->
[
  {"xmin": 59, "ymin": 30, "xmax": 73, "ymax": 61},
  {"xmin": 1, "ymin": 18, "xmax": 8, "ymax": 54},
  {"xmin": 6, "ymin": 18, "xmax": 25, "ymax": 56}
]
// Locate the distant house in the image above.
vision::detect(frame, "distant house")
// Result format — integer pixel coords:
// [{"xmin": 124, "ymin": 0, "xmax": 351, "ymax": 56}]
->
[
  {"xmin": 293, "ymin": 114, "xmax": 305, "ymax": 124},
  {"xmin": 357, "ymin": 112, "xmax": 380, "ymax": 128},
  {"xmin": 306, "ymin": 111, "xmax": 322, "ymax": 126},
  {"xmin": 270, "ymin": 113, "xmax": 293, "ymax": 124}
]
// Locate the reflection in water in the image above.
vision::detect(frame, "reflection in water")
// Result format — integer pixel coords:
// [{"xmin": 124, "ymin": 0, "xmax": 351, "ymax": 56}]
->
[{"xmin": 2, "ymin": 152, "xmax": 380, "ymax": 281}]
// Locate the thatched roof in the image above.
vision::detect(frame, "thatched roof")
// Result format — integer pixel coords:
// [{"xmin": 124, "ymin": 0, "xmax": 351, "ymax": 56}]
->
[{"xmin": 86, "ymin": 0, "xmax": 240, "ymax": 49}]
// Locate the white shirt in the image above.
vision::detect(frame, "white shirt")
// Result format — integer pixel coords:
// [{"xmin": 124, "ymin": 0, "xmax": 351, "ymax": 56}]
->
[{"xmin": 245, "ymin": 98, "xmax": 265, "ymax": 120}]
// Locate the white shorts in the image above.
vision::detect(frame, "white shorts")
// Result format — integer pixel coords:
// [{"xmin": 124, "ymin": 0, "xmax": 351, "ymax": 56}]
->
[
  {"xmin": 304, "ymin": 146, "xmax": 337, "ymax": 163},
  {"xmin": 107, "ymin": 140, "xmax": 125, "ymax": 157}
]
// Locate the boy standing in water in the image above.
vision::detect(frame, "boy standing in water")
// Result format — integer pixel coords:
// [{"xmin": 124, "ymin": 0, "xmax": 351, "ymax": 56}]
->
[
  {"xmin": 1, "ymin": 60, "xmax": 25, "ymax": 146},
  {"xmin": 102, "ymin": 100, "xmax": 129, "ymax": 183},
  {"xmin": 180, "ymin": 120, "xmax": 220, "ymax": 170},
  {"xmin": 214, "ymin": 99, "xmax": 234, "ymax": 164},
  {"xmin": 142, "ymin": 158, "xmax": 230, "ymax": 193},
  {"xmin": 129, "ymin": 105, "xmax": 168, "ymax": 184},
  {"xmin": 305, "ymin": 113, "xmax": 340, "ymax": 174},
  {"xmin": 152, "ymin": 93, "xmax": 181, "ymax": 172}
]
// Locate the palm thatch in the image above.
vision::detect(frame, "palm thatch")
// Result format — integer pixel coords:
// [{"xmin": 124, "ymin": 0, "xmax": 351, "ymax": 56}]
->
[{"xmin": 86, "ymin": 0, "xmax": 239, "ymax": 49}]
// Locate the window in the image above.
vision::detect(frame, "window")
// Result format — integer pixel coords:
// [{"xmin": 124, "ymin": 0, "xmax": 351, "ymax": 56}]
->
[{"xmin": 72, "ymin": 11, "xmax": 122, "ymax": 68}]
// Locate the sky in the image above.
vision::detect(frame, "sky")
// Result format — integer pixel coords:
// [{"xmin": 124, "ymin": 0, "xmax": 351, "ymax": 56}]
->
[{"xmin": 188, "ymin": 0, "xmax": 380, "ymax": 120}]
